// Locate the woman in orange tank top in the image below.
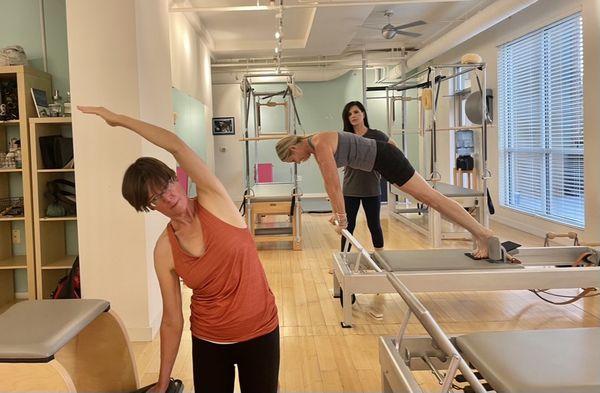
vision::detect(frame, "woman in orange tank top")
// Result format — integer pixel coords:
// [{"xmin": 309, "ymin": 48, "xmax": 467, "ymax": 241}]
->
[{"xmin": 79, "ymin": 106, "xmax": 279, "ymax": 393}]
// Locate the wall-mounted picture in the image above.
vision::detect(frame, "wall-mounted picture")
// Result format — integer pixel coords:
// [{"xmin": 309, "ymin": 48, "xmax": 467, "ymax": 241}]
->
[{"xmin": 212, "ymin": 117, "xmax": 235, "ymax": 135}]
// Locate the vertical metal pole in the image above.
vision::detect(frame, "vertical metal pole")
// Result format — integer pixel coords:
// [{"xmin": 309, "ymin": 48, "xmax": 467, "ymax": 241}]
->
[
  {"xmin": 243, "ymin": 82, "xmax": 251, "ymax": 192},
  {"xmin": 242, "ymin": 79, "xmax": 252, "ymax": 226},
  {"xmin": 252, "ymin": 93, "xmax": 258, "ymax": 186},
  {"xmin": 419, "ymin": 86, "xmax": 426, "ymax": 177},
  {"xmin": 386, "ymin": 87, "xmax": 391, "ymax": 137},
  {"xmin": 430, "ymin": 67, "xmax": 437, "ymax": 179},
  {"xmin": 400, "ymin": 58, "xmax": 408, "ymax": 205},
  {"xmin": 362, "ymin": 49, "xmax": 368, "ymax": 109},
  {"xmin": 481, "ymin": 65, "xmax": 490, "ymax": 228},
  {"xmin": 400, "ymin": 56, "xmax": 408, "ymax": 156},
  {"xmin": 430, "ymin": 67, "xmax": 442, "ymax": 247}
]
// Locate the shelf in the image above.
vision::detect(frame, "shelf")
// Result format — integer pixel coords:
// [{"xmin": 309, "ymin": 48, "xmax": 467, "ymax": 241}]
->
[
  {"xmin": 40, "ymin": 216, "xmax": 77, "ymax": 222},
  {"xmin": 29, "ymin": 117, "xmax": 72, "ymax": 125},
  {"xmin": 41, "ymin": 255, "xmax": 77, "ymax": 270},
  {"xmin": 38, "ymin": 168, "xmax": 75, "ymax": 173},
  {"xmin": 0, "ymin": 255, "xmax": 27, "ymax": 270},
  {"xmin": 0, "ymin": 168, "xmax": 23, "ymax": 173},
  {"xmin": 0, "ymin": 216, "xmax": 25, "ymax": 222},
  {"xmin": 0, "ymin": 120, "xmax": 20, "ymax": 125}
]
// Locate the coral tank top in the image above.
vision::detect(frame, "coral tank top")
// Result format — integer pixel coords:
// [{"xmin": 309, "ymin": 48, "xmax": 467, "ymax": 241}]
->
[{"xmin": 167, "ymin": 200, "xmax": 278, "ymax": 342}]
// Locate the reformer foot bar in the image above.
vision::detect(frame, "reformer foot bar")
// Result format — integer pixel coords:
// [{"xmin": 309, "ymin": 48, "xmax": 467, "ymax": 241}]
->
[
  {"xmin": 333, "ymin": 230, "xmax": 600, "ymax": 327},
  {"xmin": 379, "ymin": 272, "xmax": 600, "ymax": 393}
]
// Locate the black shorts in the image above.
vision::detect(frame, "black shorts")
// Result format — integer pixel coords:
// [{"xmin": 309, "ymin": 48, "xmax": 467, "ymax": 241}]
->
[{"xmin": 373, "ymin": 141, "xmax": 415, "ymax": 187}]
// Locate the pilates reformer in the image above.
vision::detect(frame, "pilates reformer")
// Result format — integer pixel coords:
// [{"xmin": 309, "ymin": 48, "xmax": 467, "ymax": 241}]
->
[
  {"xmin": 379, "ymin": 271, "xmax": 600, "ymax": 393},
  {"xmin": 332, "ymin": 230, "xmax": 600, "ymax": 327},
  {"xmin": 373, "ymin": 62, "xmax": 491, "ymax": 247},
  {"xmin": 240, "ymin": 73, "xmax": 303, "ymax": 249}
]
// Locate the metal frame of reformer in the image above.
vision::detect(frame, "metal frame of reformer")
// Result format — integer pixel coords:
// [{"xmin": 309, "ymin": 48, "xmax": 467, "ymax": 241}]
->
[
  {"xmin": 240, "ymin": 73, "xmax": 302, "ymax": 248},
  {"xmin": 379, "ymin": 272, "xmax": 487, "ymax": 393},
  {"xmin": 332, "ymin": 230, "xmax": 600, "ymax": 328},
  {"xmin": 381, "ymin": 63, "xmax": 490, "ymax": 247}
]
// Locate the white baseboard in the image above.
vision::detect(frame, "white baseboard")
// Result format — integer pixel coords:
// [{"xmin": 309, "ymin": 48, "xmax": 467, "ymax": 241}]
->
[
  {"xmin": 14, "ymin": 292, "xmax": 28, "ymax": 300},
  {"xmin": 301, "ymin": 193, "xmax": 328, "ymax": 199}
]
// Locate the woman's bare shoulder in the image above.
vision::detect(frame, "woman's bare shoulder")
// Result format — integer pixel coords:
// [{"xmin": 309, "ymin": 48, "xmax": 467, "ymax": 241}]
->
[
  {"xmin": 154, "ymin": 229, "xmax": 172, "ymax": 256},
  {"xmin": 313, "ymin": 131, "xmax": 339, "ymax": 144}
]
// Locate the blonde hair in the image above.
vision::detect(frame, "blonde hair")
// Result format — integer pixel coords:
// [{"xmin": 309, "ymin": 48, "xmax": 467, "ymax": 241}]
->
[{"xmin": 276, "ymin": 135, "xmax": 309, "ymax": 162}]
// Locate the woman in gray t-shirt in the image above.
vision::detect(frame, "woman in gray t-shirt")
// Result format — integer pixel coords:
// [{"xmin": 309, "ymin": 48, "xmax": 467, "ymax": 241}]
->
[{"xmin": 340, "ymin": 101, "xmax": 391, "ymax": 251}]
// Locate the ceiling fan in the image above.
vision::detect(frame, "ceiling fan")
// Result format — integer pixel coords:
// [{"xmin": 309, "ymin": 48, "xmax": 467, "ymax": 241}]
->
[{"xmin": 380, "ymin": 10, "xmax": 425, "ymax": 39}]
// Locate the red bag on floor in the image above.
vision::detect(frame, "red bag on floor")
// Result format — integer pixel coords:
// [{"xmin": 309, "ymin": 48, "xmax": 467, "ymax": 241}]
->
[{"xmin": 51, "ymin": 257, "xmax": 80, "ymax": 299}]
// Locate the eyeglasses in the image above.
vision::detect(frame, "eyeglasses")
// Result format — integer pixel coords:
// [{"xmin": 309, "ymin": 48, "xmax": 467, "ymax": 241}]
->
[{"xmin": 147, "ymin": 178, "xmax": 177, "ymax": 209}]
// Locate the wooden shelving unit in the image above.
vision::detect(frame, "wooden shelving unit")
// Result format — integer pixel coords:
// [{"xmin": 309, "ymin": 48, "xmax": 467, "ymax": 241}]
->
[
  {"xmin": 29, "ymin": 117, "xmax": 78, "ymax": 299},
  {"xmin": 0, "ymin": 65, "xmax": 52, "ymax": 309}
]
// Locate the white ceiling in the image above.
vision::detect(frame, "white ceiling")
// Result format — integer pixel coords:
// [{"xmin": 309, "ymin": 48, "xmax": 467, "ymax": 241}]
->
[{"xmin": 169, "ymin": 0, "xmax": 496, "ymax": 60}]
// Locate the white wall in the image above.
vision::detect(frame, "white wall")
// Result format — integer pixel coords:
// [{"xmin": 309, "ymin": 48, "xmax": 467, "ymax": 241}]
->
[
  {"xmin": 66, "ymin": 0, "xmax": 173, "ymax": 341},
  {"xmin": 212, "ymin": 84, "xmax": 245, "ymax": 201},
  {"xmin": 169, "ymin": 12, "xmax": 215, "ymax": 171},
  {"xmin": 431, "ymin": 0, "xmax": 600, "ymax": 243}
]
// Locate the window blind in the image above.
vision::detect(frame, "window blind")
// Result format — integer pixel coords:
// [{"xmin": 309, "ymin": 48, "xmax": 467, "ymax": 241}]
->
[{"xmin": 498, "ymin": 13, "xmax": 584, "ymax": 227}]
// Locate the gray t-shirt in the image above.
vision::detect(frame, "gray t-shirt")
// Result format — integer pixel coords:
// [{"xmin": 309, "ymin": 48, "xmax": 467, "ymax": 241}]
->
[{"xmin": 342, "ymin": 129, "xmax": 389, "ymax": 197}]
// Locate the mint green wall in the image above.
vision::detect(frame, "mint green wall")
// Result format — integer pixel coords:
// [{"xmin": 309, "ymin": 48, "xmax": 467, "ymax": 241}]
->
[
  {"xmin": 294, "ymin": 72, "xmax": 357, "ymax": 193},
  {"xmin": 172, "ymin": 87, "xmax": 207, "ymax": 196},
  {"xmin": 0, "ymin": 0, "xmax": 70, "ymax": 95},
  {"xmin": 172, "ymin": 87, "xmax": 207, "ymax": 160},
  {"xmin": 44, "ymin": 0, "xmax": 70, "ymax": 95}
]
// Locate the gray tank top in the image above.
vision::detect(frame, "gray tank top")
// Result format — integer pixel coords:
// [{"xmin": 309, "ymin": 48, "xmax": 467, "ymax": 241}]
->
[{"xmin": 333, "ymin": 132, "xmax": 377, "ymax": 172}]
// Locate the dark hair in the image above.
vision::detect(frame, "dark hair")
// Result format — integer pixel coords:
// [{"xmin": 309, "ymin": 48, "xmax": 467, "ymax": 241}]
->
[
  {"xmin": 342, "ymin": 101, "xmax": 370, "ymax": 133},
  {"xmin": 122, "ymin": 157, "xmax": 176, "ymax": 212}
]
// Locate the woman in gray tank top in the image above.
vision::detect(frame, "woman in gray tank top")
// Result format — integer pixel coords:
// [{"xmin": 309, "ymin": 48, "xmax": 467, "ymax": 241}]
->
[
  {"xmin": 340, "ymin": 101, "xmax": 388, "ymax": 252},
  {"xmin": 275, "ymin": 130, "xmax": 498, "ymax": 260}
]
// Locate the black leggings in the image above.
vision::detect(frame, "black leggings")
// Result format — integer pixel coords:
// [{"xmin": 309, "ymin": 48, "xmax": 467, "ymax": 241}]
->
[
  {"xmin": 192, "ymin": 327, "xmax": 280, "ymax": 393},
  {"xmin": 373, "ymin": 140, "xmax": 415, "ymax": 186},
  {"xmin": 341, "ymin": 195, "xmax": 384, "ymax": 251}
]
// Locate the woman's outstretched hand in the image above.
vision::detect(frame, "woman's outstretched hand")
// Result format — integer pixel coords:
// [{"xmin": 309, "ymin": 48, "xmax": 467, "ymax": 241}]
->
[{"xmin": 78, "ymin": 106, "xmax": 120, "ymax": 127}]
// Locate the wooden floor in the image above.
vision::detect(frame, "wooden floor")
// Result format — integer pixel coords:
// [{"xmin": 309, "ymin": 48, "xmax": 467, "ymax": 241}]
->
[{"xmin": 132, "ymin": 207, "xmax": 600, "ymax": 392}]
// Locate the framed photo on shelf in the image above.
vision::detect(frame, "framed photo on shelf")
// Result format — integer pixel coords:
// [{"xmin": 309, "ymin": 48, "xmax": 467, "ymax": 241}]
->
[
  {"xmin": 30, "ymin": 88, "xmax": 49, "ymax": 117},
  {"xmin": 212, "ymin": 117, "xmax": 235, "ymax": 135}
]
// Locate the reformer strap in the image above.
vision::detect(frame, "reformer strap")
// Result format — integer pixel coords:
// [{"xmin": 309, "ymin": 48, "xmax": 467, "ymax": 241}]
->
[{"xmin": 530, "ymin": 251, "xmax": 599, "ymax": 305}]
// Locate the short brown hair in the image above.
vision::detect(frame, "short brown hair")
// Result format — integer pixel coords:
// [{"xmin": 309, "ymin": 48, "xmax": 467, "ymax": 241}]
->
[{"xmin": 122, "ymin": 157, "xmax": 176, "ymax": 212}]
